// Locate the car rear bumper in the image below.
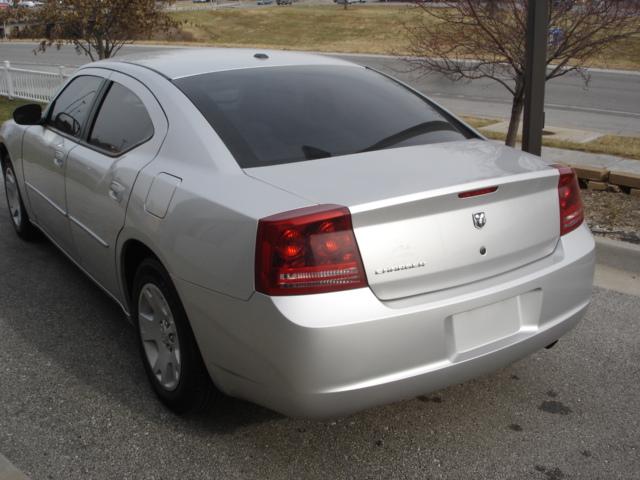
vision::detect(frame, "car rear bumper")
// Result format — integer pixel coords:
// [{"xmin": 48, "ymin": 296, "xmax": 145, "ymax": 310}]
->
[{"xmin": 176, "ymin": 224, "xmax": 595, "ymax": 418}]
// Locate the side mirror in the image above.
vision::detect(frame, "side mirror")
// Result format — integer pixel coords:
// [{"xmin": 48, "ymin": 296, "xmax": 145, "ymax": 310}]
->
[{"xmin": 13, "ymin": 104, "xmax": 43, "ymax": 125}]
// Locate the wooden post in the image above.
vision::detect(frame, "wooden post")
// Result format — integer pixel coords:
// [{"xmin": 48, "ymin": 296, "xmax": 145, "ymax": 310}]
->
[{"xmin": 522, "ymin": 0, "xmax": 549, "ymax": 156}]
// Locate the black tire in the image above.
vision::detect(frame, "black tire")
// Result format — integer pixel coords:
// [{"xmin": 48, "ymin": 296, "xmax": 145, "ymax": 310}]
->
[
  {"xmin": 2, "ymin": 157, "xmax": 39, "ymax": 241},
  {"xmin": 133, "ymin": 258, "xmax": 217, "ymax": 414}
]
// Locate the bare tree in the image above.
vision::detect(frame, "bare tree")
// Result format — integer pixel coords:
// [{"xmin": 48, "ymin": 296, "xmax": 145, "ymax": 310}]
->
[
  {"xmin": 403, "ymin": 0, "xmax": 640, "ymax": 147},
  {"xmin": 26, "ymin": 0, "xmax": 177, "ymax": 60}
]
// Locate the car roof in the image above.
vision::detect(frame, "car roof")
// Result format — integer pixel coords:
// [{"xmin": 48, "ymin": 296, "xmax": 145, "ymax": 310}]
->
[{"xmin": 93, "ymin": 47, "xmax": 359, "ymax": 80}]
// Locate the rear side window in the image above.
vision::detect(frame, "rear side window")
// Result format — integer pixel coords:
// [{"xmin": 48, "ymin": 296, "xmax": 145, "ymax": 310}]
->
[
  {"xmin": 88, "ymin": 82, "xmax": 154, "ymax": 155},
  {"xmin": 48, "ymin": 75, "xmax": 103, "ymax": 138},
  {"xmin": 174, "ymin": 65, "xmax": 474, "ymax": 168}
]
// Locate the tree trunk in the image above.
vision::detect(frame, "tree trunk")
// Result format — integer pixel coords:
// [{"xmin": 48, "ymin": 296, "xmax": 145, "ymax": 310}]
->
[
  {"xmin": 94, "ymin": 36, "xmax": 106, "ymax": 59},
  {"xmin": 104, "ymin": 41, "xmax": 113, "ymax": 59},
  {"xmin": 505, "ymin": 83, "xmax": 525, "ymax": 148}
]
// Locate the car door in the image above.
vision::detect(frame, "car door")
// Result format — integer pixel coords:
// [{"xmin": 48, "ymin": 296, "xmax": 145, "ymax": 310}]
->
[
  {"xmin": 22, "ymin": 74, "xmax": 107, "ymax": 258},
  {"xmin": 65, "ymin": 72, "xmax": 168, "ymax": 300}
]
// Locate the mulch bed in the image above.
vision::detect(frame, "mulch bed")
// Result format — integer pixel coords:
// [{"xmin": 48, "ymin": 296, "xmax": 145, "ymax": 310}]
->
[{"xmin": 581, "ymin": 190, "xmax": 640, "ymax": 244}]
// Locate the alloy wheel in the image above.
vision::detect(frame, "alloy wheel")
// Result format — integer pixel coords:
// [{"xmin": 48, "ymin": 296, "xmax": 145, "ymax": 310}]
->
[
  {"xmin": 138, "ymin": 283, "xmax": 182, "ymax": 391},
  {"xmin": 4, "ymin": 166, "xmax": 22, "ymax": 228}
]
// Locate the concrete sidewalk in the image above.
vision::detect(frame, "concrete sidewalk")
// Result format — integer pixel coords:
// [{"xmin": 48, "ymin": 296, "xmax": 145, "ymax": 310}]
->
[
  {"xmin": 542, "ymin": 146, "xmax": 640, "ymax": 175},
  {"xmin": 0, "ymin": 453, "xmax": 28, "ymax": 480},
  {"xmin": 594, "ymin": 237, "xmax": 640, "ymax": 297}
]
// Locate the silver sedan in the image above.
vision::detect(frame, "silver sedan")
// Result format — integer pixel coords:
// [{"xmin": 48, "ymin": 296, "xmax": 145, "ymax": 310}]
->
[{"xmin": 0, "ymin": 49, "xmax": 595, "ymax": 418}]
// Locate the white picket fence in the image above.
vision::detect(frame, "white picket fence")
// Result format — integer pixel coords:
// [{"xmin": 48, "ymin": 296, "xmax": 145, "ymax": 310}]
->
[{"xmin": 0, "ymin": 61, "xmax": 70, "ymax": 103}]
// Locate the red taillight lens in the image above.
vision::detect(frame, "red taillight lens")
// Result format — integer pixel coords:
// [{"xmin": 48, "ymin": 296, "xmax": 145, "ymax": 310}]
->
[
  {"xmin": 554, "ymin": 165, "xmax": 584, "ymax": 236},
  {"xmin": 255, "ymin": 205, "xmax": 368, "ymax": 296}
]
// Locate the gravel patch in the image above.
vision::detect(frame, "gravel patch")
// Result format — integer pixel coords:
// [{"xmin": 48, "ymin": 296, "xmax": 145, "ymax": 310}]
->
[{"xmin": 582, "ymin": 190, "xmax": 640, "ymax": 244}]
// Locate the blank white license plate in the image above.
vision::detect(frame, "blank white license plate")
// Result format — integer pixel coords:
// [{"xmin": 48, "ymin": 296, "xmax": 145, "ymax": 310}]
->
[{"xmin": 451, "ymin": 295, "xmax": 528, "ymax": 354}]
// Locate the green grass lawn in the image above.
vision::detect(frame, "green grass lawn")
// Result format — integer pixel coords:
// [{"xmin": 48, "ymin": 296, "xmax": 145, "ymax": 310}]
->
[
  {"xmin": 167, "ymin": 5, "xmax": 640, "ymax": 70},
  {"xmin": 0, "ymin": 97, "xmax": 30, "ymax": 123}
]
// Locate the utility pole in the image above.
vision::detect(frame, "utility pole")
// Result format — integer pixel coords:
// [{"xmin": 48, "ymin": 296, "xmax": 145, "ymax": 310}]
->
[{"xmin": 522, "ymin": 0, "xmax": 549, "ymax": 156}]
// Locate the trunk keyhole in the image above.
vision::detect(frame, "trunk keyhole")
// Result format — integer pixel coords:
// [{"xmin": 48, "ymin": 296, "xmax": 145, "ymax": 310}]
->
[{"xmin": 480, "ymin": 246, "xmax": 487, "ymax": 256}]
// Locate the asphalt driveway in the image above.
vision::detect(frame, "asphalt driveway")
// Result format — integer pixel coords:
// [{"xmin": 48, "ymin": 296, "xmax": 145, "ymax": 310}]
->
[{"xmin": 0, "ymin": 183, "xmax": 639, "ymax": 480}]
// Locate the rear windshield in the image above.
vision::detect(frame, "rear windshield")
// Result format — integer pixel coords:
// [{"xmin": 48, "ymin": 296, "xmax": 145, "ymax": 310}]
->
[{"xmin": 174, "ymin": 65, "xmax": 474, "ymax": 168}]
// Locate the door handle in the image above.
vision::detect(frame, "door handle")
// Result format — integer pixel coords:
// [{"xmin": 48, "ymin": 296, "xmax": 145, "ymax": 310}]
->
[
  {"xmin": 109, "ymin": 181, "xmax": 126, "ymax": 203},
  {"xmin": 53, "ymin": 149, "xmax": 64, "ymax": 168}
]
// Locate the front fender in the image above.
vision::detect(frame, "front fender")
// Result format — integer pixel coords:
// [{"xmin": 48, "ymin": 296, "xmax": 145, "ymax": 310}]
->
[{"xmin": 0, "ymin": 120, "xmax": 28, "ymax": 189}]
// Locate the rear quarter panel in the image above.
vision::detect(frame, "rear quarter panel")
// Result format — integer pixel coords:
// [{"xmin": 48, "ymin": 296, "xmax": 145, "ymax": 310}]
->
[{"xmin": 113, "ymin": 67, "xmax": 314, "ymax": 304}]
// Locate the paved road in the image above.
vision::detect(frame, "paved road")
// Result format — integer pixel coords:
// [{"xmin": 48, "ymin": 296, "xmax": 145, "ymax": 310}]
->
[
  {"xmin": 341, "ymin": 54, "xmax": 640, "ymax": 137},
  {"xmin": 2, "ymin": 42, "xmax": 639, "ymax": 136},
  {"xmin": 0, "ymin": 183, "xmax": 639, "ymax": 479}
]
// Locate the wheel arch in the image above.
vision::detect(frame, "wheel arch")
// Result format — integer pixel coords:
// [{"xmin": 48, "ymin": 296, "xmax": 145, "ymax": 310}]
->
[
  {"xmin": 120, "ymin": 238, "xmax": 163, "ymax": 311},
  {"xmin": 119, "ymin": 236, "xmax": 218, "ymax": 411},
  {"xmin": 0, "ymin": 142, "xmax": 8, "ymax": 171}
]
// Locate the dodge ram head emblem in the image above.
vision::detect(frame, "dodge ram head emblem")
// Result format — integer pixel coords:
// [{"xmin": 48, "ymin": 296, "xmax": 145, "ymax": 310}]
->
[{"xmin": 472, "ymin": 212, "xmax": 486, "ymax": 229}]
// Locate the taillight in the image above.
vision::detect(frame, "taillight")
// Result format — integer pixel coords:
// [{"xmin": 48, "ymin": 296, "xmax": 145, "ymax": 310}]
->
[
  {"xmin": 554, "ymin": 165, "xmax": 584, "ymax": 236},
  {"xmin": 255, "ymin": 205, "xmax": 368, "ymax": 296}
]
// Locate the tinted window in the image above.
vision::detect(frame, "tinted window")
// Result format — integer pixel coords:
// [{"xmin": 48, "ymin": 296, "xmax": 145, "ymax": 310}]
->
[
  {"xmin": 49, "ymin": 75, "xmax": 103, "ymax": 137},
  {"xmin": 175, "ymin": 66, "xmax": 473, "ymax": 168},
  {"xmin": 88, "ymin": 82, "xmax": 154, "ymax": 154}
]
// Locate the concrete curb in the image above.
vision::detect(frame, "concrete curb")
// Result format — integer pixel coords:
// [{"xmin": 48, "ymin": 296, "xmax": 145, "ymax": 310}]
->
[
  {"xmin": 595, "ymin": 237, "xmax": 640, "ymax": 274},
  {"xmin": 0, "ymin": 453, "xmax": 29, "ymax": 480}
]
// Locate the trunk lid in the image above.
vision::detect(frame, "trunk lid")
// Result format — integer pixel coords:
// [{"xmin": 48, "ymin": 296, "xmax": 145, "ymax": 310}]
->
[{"xmin": 246, "ymin": 140, "xmax": 560, "ymax": 300}]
